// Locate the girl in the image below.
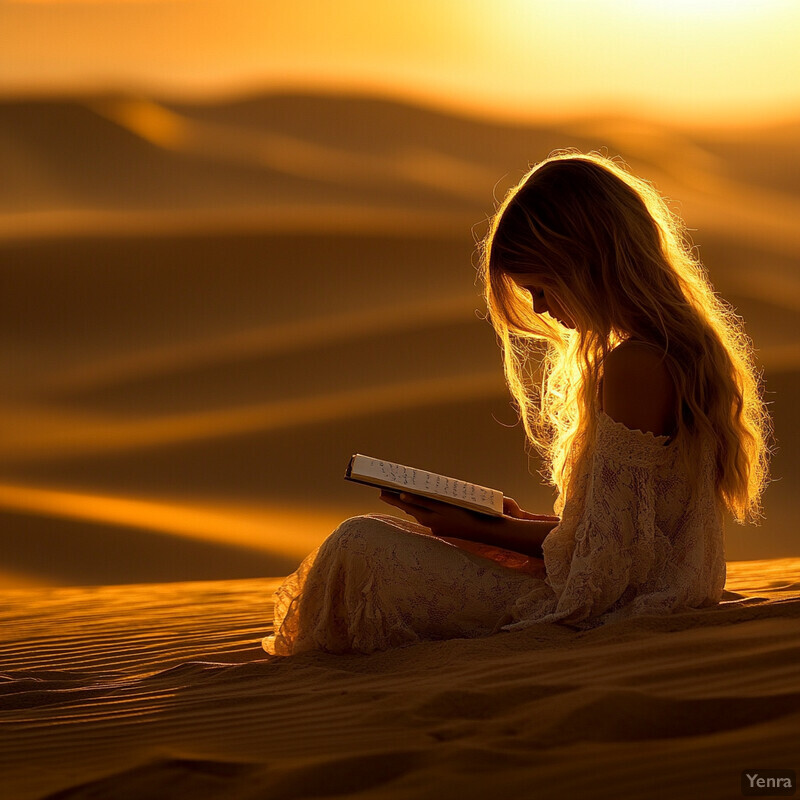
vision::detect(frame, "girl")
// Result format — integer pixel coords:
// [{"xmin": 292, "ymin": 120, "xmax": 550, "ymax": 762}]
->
[{"xmin": 263, "ymin": 151, "xmax": 774, "ymax": 657}]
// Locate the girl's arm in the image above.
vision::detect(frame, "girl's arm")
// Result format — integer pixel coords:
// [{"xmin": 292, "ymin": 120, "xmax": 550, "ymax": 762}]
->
[{"xmin": 379, "ymin": 491, "xmax": 560, "ymax": 558}]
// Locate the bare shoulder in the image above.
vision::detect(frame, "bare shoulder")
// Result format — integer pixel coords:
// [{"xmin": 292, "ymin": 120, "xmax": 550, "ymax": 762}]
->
[{"xmin": 601, "ymin": 341, "xmax": 677, "ymax": 437}]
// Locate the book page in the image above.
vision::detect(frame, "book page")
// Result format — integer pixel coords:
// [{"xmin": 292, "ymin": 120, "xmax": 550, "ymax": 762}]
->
[{"xmin": 351, "ymin": 455, "xmax": 503, "ymax": 513}]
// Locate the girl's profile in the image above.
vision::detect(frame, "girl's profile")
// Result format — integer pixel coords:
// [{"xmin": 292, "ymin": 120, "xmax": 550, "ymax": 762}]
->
[{"xmin": 263, "ymin": 150, "xmax": 775, "ymax": 657}]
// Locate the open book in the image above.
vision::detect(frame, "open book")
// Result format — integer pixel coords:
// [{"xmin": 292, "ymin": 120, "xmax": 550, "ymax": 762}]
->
[{"xmin": 344, "ymin": 454, "xmax": 505, "ymax": 518}]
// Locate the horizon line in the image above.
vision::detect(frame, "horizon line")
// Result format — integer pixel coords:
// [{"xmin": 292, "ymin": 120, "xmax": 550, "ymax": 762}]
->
[{"xmin": 1, "ymin": 81, "xmax": 799, "ymax": 133}]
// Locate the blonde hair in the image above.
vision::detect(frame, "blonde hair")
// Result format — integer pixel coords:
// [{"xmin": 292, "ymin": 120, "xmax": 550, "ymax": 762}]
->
[{"xmin": 477, "ymin": 150, "xmax": 774, "ymax": 525}]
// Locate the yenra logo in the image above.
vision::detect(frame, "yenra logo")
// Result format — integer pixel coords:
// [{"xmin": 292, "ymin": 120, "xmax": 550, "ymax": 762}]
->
[{"xmin": 741, "ymin": 770, "xmax": 796, "ymax": 797}]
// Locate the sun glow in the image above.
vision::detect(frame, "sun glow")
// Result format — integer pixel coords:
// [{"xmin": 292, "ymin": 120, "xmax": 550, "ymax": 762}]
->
[
  {"xmin": 626, "ymin": 0, "xmax": 786, "ymax": 17},
  {"xmin": 479, "ymin": 0, "xmax": 800, "ymax": 124},
  {"xmin": 1, "ymin": 0, "xmax": 799, "ymax": 126}
]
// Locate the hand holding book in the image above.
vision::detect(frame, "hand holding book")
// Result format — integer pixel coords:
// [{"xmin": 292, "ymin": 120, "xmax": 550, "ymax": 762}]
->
[
  {"xmin": 378, "ymin": 489, "xmax": 497, "ymax": 540},
  {"xmin": 377, "ymin": 490, "xmax": 559, "ymax": 558},
  {"xmin": 345, "ymin": 454, "xmax": 560, "ymax": 557}
]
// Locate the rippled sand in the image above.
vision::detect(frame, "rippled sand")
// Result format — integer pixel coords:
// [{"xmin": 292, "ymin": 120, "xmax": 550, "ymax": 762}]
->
[{"xmin": 2, "ymin": 558, "xmax": 799, "ymax": 800}]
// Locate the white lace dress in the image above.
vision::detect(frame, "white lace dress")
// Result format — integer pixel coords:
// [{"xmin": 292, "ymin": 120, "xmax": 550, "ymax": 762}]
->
[{"xmin": 262, "ymin": 407, "xmax": 726, "ymax": 656}]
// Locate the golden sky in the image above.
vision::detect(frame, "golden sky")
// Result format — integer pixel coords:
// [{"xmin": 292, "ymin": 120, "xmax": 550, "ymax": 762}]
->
[{"xmin": 1, "ymin": 0, "xmax": 799, "ymax": 125}]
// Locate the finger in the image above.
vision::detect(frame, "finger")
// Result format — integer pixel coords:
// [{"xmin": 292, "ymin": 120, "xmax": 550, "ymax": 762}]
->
[
  {"xmin": 503, "ymin": 497, "xmax": 520, "ymax": 513},
  {"xmin": 379, "ymin": 493, "xmax": 435, "ymax": 523},
  {"xmin": 398, "ymin": 492, "xmax": 451, "ymax": 514},
  {"xmin": 379, "ymin": 492, "xmax": 405, "ymax": 509}
]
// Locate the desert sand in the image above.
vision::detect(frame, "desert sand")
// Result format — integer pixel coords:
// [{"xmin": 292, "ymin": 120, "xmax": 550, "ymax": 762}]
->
[
  {"xmin": 0, "ymin": 92, "xmax": 798, "ymax": 798},
  {"xmin": 1, "ymin": 557, "xmax": 799, "ymax": 800}
]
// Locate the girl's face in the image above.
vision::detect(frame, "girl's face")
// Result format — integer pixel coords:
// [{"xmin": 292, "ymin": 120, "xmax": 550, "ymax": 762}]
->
[{"xmin": 512, "ymin": 277, "xmax": 577, "ymax": 330}]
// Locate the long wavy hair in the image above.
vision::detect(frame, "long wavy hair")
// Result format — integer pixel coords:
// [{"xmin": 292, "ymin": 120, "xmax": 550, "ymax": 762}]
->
[{"xmin": 477, "ymin": 150, "xmax": 774, "ymax": 525}]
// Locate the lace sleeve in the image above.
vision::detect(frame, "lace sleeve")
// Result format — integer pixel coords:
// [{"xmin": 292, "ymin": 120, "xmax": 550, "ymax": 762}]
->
[{"xmin": 501, "ymin": 410, "xmax": 674, "ymax": 631}]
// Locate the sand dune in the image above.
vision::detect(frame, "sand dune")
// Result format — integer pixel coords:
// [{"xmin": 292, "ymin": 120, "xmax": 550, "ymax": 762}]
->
[
  {"xmin": 92, "ymin": 98, "xmax": 499, "ymax": 202},
  {"xmin": 0, "ymin": 482, "xmax": 347, "ymax": 584},
  {"xmin": 0, "ymin": 227, "xmax": 796, "ymax": 570},
  {"xmin": 38, "ymin": 294, "xmax": 482, "ymax": 395},
  {"xmin": 1, "ymin": 559, "xmax": 799, "ymax": 800},
  {"xmin": 0, "ymin": 506, "xmax": 297, "ymax": 588},
  {"xmin": 0, "ymin": 91, "xmax": 798, "ymax": 587},
  {"xmin": 3, "ymin": 94, "xmax": 800, "ymax": 251},
  {"xmin": 0, "ymin": 204, "xmax": 474, "ymax": 243},
  {"xmin": 0, "ymin": 371, "xmax": 506, "ymax": 462}
]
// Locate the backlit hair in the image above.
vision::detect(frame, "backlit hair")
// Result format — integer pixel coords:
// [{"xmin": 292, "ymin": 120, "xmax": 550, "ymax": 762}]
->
[{"xmin": 477, "ymin": 150, "xmax": 774, "ymax": 525}]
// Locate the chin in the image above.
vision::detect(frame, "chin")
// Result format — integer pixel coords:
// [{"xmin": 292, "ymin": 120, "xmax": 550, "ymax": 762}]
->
[{"xmin": 545, "ymin": 308, "xmax": 575, "ymax": 329}]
